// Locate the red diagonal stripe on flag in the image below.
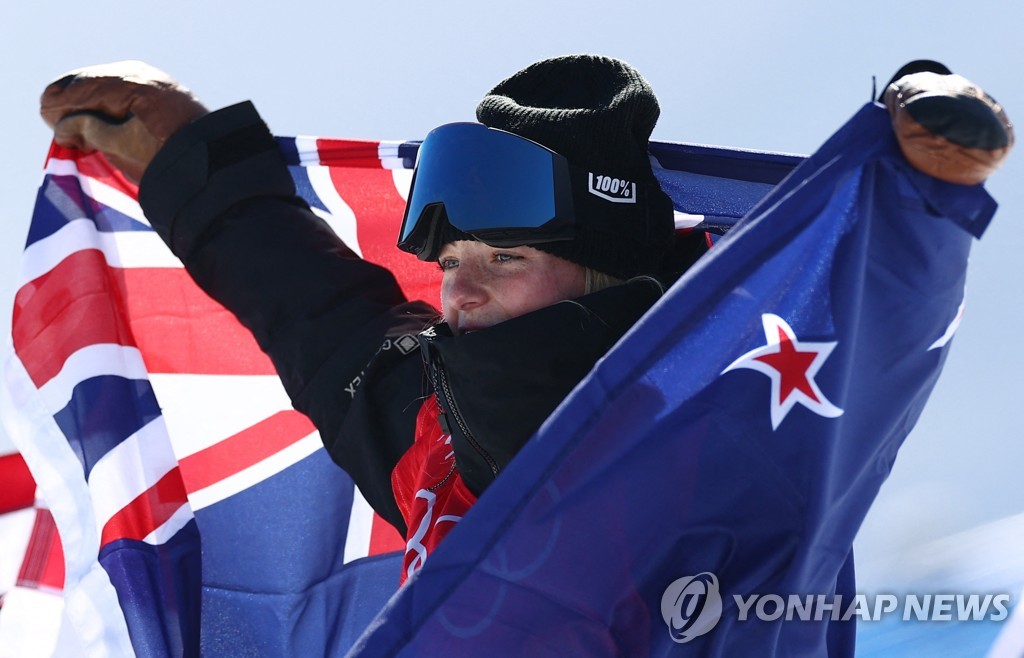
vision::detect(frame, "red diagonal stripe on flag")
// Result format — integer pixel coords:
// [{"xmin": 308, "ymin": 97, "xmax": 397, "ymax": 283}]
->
[
  {"xmin": 17, "ymin": 508, "xmax": 65, "ymax": 591},
  {"xmin": 14, "ymin": 249, "xmax": 136, "ymax": 388},
  {"xmin": 368, "ymin": 513, "xmax": 405, "ymax": 556},
  {"xmin": 176, "ymin": 410, "xmax": 316, "ymax": 494},
  {"xmin": 327, "ymin": 166, "xmax": 437, "ymax": 303},
  {"xmin": 45, "ymin": 144, "xmax": 139, "ymax": 199},
  {"xmin": 122, "ymin": 268, "xmax": 275, "ymax": 375},
  {"xmin": 13, "ymin": 252, "xmax": 277, "ymax": 387},
  {"xmin": 41, "ymin": 513, "xmax": 66, "ymax": 591},
  {"xmin": 0, "ymin": 453, "xmax": 36, "ymax": 514},
  {"xmin": 100, "ymin": 468, "xmax": 189, "ymax": 545}
]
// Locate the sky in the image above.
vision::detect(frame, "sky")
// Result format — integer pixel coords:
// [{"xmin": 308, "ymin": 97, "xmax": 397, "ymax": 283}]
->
[{"xmin": 2, "ymin": 0, "xmax": 1022, "ymax": 649}]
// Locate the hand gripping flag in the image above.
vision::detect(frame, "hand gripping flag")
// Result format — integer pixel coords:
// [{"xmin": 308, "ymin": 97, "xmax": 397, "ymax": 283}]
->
[{"xmin": 346, "ymin": 103, "xmax": 996, "ymax": 657}]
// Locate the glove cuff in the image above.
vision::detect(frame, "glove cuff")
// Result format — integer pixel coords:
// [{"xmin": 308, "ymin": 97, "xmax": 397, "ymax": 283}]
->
[{"xmin": 139, "ymin": 101, "xmax": 297, "ymax": 259}]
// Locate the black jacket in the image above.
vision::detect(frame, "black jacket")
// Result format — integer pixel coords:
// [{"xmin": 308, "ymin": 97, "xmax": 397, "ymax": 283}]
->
[{"xmin": 139, "ymin": 101, "xmax": 698, "ymax": 536}]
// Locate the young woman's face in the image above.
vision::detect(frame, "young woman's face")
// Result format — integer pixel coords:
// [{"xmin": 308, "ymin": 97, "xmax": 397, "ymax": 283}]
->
[{"xmin": 438, "ymin": 240, "xmax": 586, "ymax": 334}]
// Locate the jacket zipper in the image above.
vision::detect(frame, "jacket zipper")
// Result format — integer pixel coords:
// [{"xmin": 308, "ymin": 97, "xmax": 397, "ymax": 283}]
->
[
  {"xmin": 428, "ymin": 462, "xmax": 457, "ymax": 492},
  {"xmin": 429, "ymin": 350, "xmax": 500, "ymax": 478}
]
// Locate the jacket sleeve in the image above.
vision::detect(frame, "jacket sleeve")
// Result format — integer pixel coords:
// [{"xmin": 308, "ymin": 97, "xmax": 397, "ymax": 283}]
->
[{"xmin": 138, "ymin": 101, "xmax": 434, "ymax": 533}]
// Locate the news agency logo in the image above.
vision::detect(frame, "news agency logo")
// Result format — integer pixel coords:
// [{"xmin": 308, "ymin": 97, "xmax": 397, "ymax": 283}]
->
[
  {"xmin": 660, "ymin": 572, "xmax": 1013, "ymax": 642},
  {"xmin": 660, "ymin": 572, "xmax": 724, "ymax": 643}
]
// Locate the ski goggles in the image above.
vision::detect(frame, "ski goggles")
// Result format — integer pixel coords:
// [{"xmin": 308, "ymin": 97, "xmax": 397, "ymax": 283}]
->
[{"xmin": 397, "ymin": 123, "xmax": 583, "ymax": 261}]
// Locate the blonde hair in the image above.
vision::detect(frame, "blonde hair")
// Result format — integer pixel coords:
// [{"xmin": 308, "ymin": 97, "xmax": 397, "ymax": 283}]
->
[{"xmin": 584, "ymin": 268, "xmax": 624, "ymax": 295}]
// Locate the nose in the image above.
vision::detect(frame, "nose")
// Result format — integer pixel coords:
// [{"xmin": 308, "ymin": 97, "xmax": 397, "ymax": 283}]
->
[{"xmin": 443, "ymin": 262, "xmax": 489, "ymax": 314}]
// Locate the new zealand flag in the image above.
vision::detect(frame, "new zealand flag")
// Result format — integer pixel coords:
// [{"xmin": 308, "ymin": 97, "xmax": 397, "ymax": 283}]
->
[{"xmin": 346, "ymin": 103, "xmax": 995, "ymax": 657}]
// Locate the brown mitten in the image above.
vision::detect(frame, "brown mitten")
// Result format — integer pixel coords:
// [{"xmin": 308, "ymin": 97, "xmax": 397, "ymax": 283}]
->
[
  {"xmin": 40, "ymin": 61, "xmax": 208, "ymax": 182},
  {"xmin": 884, "ymin": 70, "xmax": 1013, "ymax": 185}
]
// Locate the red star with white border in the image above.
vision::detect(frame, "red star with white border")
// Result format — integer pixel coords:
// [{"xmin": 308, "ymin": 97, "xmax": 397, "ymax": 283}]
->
[{"xmin": 723, "ymin": 313, "xmax": 843, "ymax": 430}]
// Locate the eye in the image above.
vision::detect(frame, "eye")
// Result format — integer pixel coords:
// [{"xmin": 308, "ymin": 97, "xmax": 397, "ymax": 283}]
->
[
  {"xmin": 493, "ymin": 252, "xmax": 520, "ymax": 264},
  {"xmin": 438, "ymin": 257, "xmax": 459, "ymax": 272}
]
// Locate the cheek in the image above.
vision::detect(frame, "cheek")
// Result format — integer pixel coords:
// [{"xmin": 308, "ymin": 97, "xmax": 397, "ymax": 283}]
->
[
  {"xmin": 546, "ymin": 263, "xmax": 587, "ymax": 301},
  {"xmin": 505, "ymin": 265, "xmax": 585, "ymax": 315},
  {"xmin": 439, "ymin": 276, "xmax": 456, "ymax": 316}
]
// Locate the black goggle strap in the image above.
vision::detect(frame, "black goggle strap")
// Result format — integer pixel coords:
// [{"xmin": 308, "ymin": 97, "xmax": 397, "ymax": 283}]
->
[{"xmin": 564, "ymin": 162, "xmax": 660, "ymax": 242}]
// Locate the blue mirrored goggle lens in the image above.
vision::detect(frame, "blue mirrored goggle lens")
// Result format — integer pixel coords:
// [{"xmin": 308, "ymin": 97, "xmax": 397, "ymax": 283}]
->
[{"xmin": 399, "ymin": 123, "xmax": 570, "ymax": 253}]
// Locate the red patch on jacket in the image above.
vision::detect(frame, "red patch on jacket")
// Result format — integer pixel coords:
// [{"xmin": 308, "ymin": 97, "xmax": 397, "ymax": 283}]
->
[{"xmin": 391, "ymin": 394, "xmax": 478, "ymax": 584}]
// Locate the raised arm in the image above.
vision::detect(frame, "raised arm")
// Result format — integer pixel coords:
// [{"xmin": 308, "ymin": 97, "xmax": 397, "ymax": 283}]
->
[{"xmin": 40, "ymin": 61, "xmax": 434, "ymax": 531}]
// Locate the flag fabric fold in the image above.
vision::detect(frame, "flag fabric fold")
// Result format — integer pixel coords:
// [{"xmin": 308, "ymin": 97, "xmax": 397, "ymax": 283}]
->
[{"xmin": 1, "ymin": 102, "xmax": 996, "ymax": 657}]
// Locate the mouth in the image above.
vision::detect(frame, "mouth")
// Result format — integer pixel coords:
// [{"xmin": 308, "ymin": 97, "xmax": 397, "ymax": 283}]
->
[
  {"xmin": 456, "ymin": 323, "xmax": 486, "ymax": 335},
  {"xmin": 454, "ymin": 315, "xmax": 506, "ymax": 335}
]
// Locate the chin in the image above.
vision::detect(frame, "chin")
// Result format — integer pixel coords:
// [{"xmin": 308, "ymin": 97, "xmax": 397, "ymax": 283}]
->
[{"xmin": 457, "ymin": 320, "xmax": 502, "ymax": 335}]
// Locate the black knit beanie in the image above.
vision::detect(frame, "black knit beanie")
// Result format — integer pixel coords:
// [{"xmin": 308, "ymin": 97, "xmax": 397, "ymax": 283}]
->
[{"xmin": 470, "ymin": 54, "xmax": 675, "ymax": 279}]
